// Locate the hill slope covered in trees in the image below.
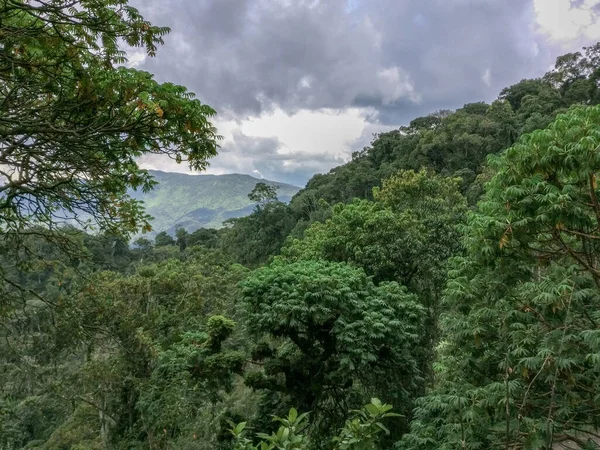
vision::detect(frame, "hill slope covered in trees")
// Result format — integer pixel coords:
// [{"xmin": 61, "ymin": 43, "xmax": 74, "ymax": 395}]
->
[{"xmin": 130, "ymin": 171, "xmax": 300, "ymax": 234}]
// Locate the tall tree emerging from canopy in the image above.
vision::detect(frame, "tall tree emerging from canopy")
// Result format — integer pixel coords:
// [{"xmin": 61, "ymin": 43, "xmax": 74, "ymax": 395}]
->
[
  {"xmin": 402, "ymin": 105, "xmax": 600, "ymax": 450},
  {"xmin": 240, "ymin": 260, "xmax": 425, "ymax": 444},
  {"xmin": 0, "ymin": 0, "xmax": 220, "ymax": 244},
  {"xmin": 248, "ymin": 182, "xmax": 279, "ymax": 208}
]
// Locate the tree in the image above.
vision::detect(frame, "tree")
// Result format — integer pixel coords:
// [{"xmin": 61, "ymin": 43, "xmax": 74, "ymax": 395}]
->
[
  {"xmin": 282, "ymin": 198, "xmax": 426, "ymax": 287},
  {"xmin": 0, "ymin": 0, "xmax": 220, "ymax": 271},
  {"xmin": 136, "ymin": 315, "xmax": 245, "ymax": 442},
  {"xmin": 132, "ymin": 237, "xmax": 154, "ymax": 262},
  {"xmin": 499, "ymin": 78, "xmax": 548, "ymax": 110},
  {"xmin": 187, "ymin": 227, "xmax": 220, "ymax": 249},
  {"xmin": 543, "ymin": 43, "xmax": 600, "ymax": 96},
  {"xmin": 402, "ymin": 105, "xmax": 600, "ymax": 449},
  {"xmin": 248, "ymin": 182, "xmax": 279, "ymax": 207},
  {"xmin": 485, "ymin": 99, "xmax": 517, "ymax": 148},
  {"xmin": 154, "ymin": 231, "xmax": 175, "ymax": 247},
  {"xmin": 283, "ymin": 170, "xmax": 467, "ymax": 371},
  {"xmin": 220, "ymin": 202, "xmax": 296, "ymax": 267},
  {"xmin": 175, "ymin": 226, "xmax": 189, "ymax": 251},
  {"xmin": 240, "ymin": 260, "xmax": 424, "ymax": 442}
]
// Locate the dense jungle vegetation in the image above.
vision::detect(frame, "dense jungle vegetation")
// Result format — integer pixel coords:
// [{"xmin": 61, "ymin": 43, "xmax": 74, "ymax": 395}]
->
[{"xmin": 2, "ymin": 1, "xmax": 600, "ymax": 449}]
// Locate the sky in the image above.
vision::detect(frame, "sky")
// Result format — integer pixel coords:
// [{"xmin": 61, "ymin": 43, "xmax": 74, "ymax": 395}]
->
[{"xmin": 132, "ymin": 0, "xmax": 600, "ymax": 187}]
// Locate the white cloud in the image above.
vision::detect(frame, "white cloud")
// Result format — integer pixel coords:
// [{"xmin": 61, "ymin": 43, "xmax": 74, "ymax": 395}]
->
[
  {"xmin": 533, "ymin": 0, "xmax": 600, "ymax": 44},
  {"xmin": 126, "ymin": 50, "xmax": 147, "ymax": 68},
  {"xmin": 482, "ymin": 68, "xmax": 492, "ymax": 86},
  {"xmin": 299, "ymin": 76, "xmax": 312, "ymax": 89},
  {"xmin": 238, "ymin": 107, "xmax": 372, "ymax": 160},
  {"xmin": 138, "ymin": 107, "xmax": 383, "ymax": 185},
  {"xmin": 377, "ymin": 67, "xmax": 421, "ymax": 104}
]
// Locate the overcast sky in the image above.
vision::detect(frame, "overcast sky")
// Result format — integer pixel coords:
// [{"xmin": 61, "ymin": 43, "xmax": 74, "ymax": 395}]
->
[{"xmin": 132, "ymin": 0, "xmax": 600, "ymax": 186}]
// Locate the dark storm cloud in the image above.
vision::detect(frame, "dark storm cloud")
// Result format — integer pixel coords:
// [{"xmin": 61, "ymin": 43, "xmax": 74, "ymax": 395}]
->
[
  {"xmin": 223, "ymin": 133, "xmax": 283, "ymax": 158},
  {"xmin": 132, "ymin": 0, "xmax": 594, "ymax": 185},
  {"xmin": 361, "ymin": 0, "xmax": 546, "ymax": 124},
  {"xmin": 134, "ymin": 0, "xmax": 547, "ymax": 124}
]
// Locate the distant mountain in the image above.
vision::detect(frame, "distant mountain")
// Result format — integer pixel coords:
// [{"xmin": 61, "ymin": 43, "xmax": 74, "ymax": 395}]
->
[{"xmin": 130, "ymin": 170, "xmax": 301, "ymax": 235}]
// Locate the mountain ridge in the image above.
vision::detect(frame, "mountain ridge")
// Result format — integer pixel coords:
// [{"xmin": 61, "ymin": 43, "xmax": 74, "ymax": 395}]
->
[{"xmin": 131, "ymin": 170, "xmax": 301, "ymax": 234}]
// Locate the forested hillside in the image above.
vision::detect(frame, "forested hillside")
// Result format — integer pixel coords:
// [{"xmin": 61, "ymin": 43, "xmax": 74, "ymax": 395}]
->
[
  {"xmin": 129, "ymin": 171, "xmax": 299, "ymax": 233},
  {"xmin": 2, "ymin": 1, "xmax": 600, "ymax": 449}
]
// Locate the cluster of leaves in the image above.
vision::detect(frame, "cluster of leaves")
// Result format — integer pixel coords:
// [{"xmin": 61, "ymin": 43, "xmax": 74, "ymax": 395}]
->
[
  {"xmin": 220, "ymin": 201, "xmax": 297, "ymax": 267},
  {"xmin": 229, "ymin": 398, "xmax": 400, "ymax": 450}
]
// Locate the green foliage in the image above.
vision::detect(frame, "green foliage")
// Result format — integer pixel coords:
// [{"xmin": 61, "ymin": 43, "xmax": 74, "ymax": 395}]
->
[
  {"xmin": 221, "ymin": 201, "xmax": 297, "ymax": 266},
  {"xmin": 73, "ymin": 257, "xmax": 248, "ymax": 446},
  {"xmin": 229, "ymin": 408, "xmax": 310, "ymax": 450},
  {"xmin": 333, "ymin": 398, "xmax": 402, "ymax": 450},
  {"xmin": 154, "ymin": 230, "xmax": 176, "ymax": 247},
  {"xmin": 249, "ymin": 182, "xmax": 280, "ymax": 206},
  {"xmin": 0, "ymin": 4, "xmax": 222, "ymax": 432},
  {"xmin": 284, "ymin": 170, "xmax": 466, "ymax": 293},
  {"xmin": 5, "ymin": 22, "xmax": 600, "ymax": 450},
  {"xmin": 254, "ymin": 408, "xmax": 310, "ymax": 449},
  {"xmin": 175, "ymin": 226, "xmax": 189, "ymax": 251},
  {"xmin": 240, "ymin": 260, "xmax": 424, "ymax": 441},
  {"xmin": 215, "ymin": 182, "xmax": 288, "ymax": 265},
  {"xmin": 375, "ymin": 169, "xmax": 467, "ymax": 295},
  {"xmin": 282, "ymin": 198, "xmax": 425, "ymax": 285},
  {"xmin": 136, "ymin": 315, "xmax": 245, "ymax": 440},
  {"xmin": 230, "ymin": 399, "xmax": 400, "ymax": 450},
  {"xmin": 0, "ymin": 241, "xmax": 252, "ymax": 449},
  {"xmin": 187, "ymin": 227, "xmax": 221, "ymax": 249},
  {"xmin": 401, "ymin": 105, "xmax": 600, "ymax": 449},
  {"xmin": 281, "ymin": 169, "xmax": 467, "ymax": 394}
]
